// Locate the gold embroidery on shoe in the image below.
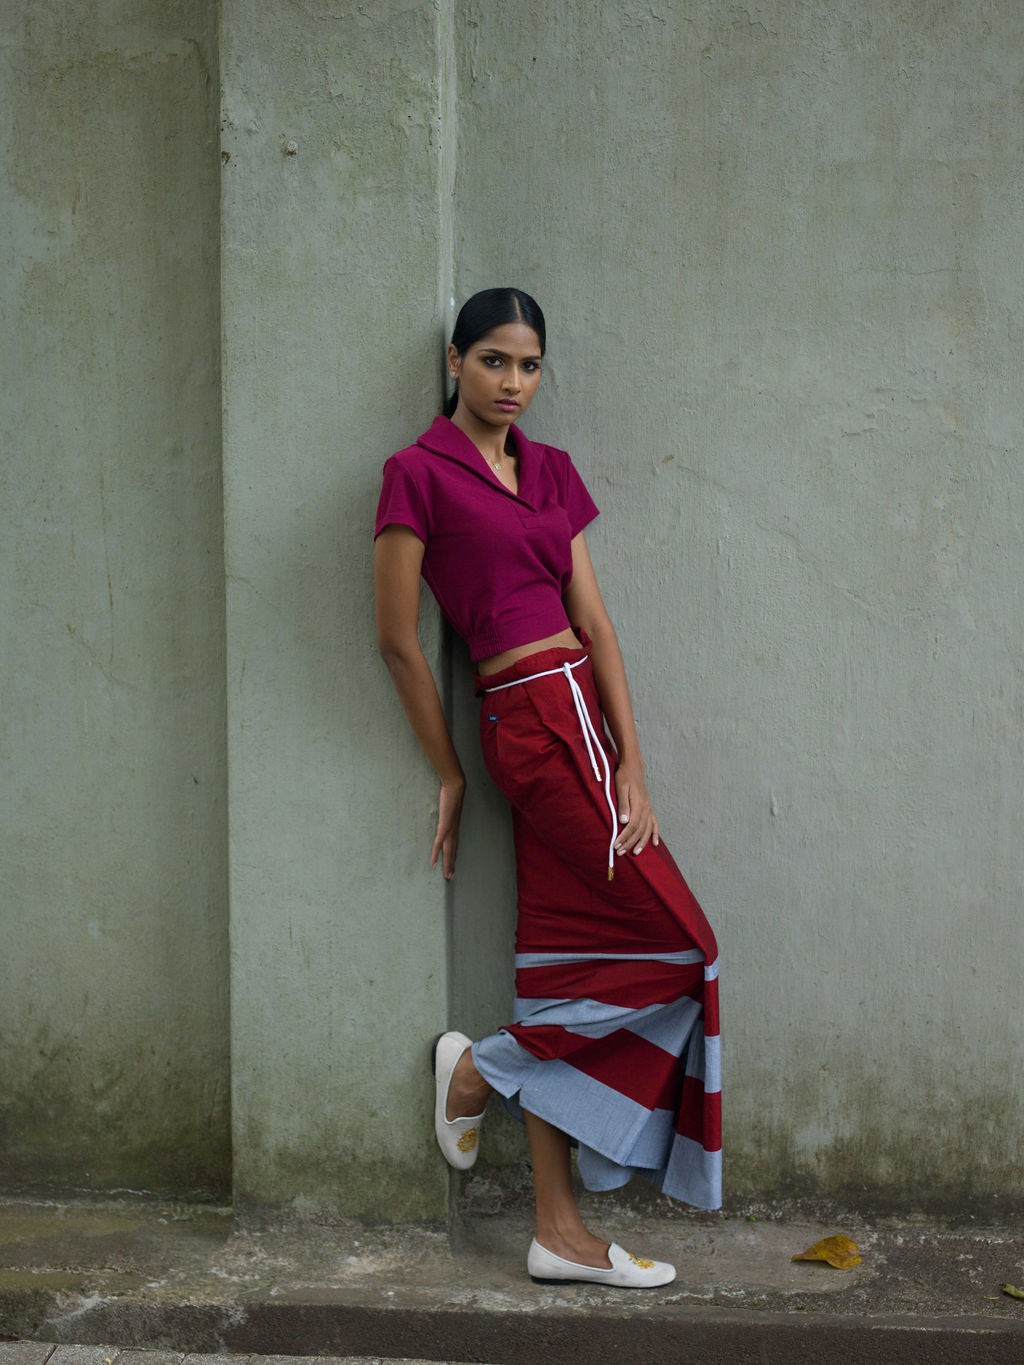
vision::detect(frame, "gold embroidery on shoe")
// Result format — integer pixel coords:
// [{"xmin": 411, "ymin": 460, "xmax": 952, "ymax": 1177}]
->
[
  {"xmin": 456, "ymin": 1128, "xmax": 478, "ymax": 1153},
  {"xmin": 628, "ymin": 1253, "xmax": 655, "ymax": 1269}
]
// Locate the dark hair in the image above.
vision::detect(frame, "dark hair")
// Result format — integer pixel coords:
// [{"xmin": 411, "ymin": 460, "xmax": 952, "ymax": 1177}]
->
[{"xmin": 443, "ymin": 288, "xmax": 546, "ymax": 418}]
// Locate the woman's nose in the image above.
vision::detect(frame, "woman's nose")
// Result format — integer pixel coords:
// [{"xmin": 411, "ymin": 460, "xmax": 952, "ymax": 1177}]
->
[{"xmin": 503, "ymin": 368, "xmax": 522, "ymax": 391}]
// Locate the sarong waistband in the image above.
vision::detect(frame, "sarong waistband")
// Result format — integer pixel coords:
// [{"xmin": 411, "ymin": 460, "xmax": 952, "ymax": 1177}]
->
[{"xmin": 480, "ymin": 655, "xmax": 619, "ymax": 881}]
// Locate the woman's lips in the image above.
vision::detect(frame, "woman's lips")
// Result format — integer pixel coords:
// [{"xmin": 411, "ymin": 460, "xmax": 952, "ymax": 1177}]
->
[{"xmin": 496, "ymin": 400, "xmax": 518, "ymax": 410}]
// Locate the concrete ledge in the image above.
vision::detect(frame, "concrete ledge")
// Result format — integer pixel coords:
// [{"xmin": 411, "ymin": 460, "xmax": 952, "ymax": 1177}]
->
[
  {"xmin": 4, "ymin": 1196, "xmax": 1024, "ymax": 1364},
  {"xmin": 6, "ymin": 1303, "xmax": 1024, "ymax": 1365},
  {"xmin": 0, "ymin": 1350, "xmax": 472, "ymax": 1365}
]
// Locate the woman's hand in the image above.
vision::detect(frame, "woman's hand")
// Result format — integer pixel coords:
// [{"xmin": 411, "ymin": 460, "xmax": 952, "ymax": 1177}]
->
[
  {"xmin": 430, "ymin": 776, "xmax": 466, "ymax": 880},
  {"xmin": 613, "ymin": 762, "xmax": 660, "ymax": 858}
]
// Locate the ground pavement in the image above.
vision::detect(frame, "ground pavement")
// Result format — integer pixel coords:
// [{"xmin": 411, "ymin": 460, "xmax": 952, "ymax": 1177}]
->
[{"xmin": 2, "ymin": 1190, "xmax": 1024, "ymax": 1364}]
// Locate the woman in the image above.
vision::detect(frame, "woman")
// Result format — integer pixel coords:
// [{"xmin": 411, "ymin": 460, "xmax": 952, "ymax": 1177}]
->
[{"xmin": 374, "ymin": 288, "xmax": 720, "ymax": 1288}]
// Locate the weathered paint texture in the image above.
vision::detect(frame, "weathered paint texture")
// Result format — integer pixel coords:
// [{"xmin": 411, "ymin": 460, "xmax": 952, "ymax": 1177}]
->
[
  {"xmin": 452, "ymin": 0, "xmax": 1024, "ymax": 1205},
  {"xmin": 3, "ymin": 0, "xmax": 1023, "ymax": 1216},
  {"xmin": 0, "ymin": 2, "xmax": 229, "ymax": 1191}
]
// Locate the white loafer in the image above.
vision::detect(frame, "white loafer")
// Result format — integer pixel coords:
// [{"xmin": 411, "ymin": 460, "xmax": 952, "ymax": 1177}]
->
[
  {"xmin": 432, "ymin": 1031, "xmax": 486, "ymax": 1170},
  {"xmin": 528, "ymin": 1238, "xmax": 676, "ymax": 1288}
]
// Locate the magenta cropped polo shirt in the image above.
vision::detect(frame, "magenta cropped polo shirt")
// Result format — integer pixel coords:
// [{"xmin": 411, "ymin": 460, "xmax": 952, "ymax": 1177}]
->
[{"xmin": 374, "ymin": 415, "xmax": 599, "ymax": 661}]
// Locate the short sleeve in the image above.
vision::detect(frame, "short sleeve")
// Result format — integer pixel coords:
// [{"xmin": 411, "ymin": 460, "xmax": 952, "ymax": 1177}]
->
[
  {"xmin": 374, "ymin": 456, "xmax": 429, "ymax": 543},
  {"xmin": 561, "ymin": 452, "xmax": 600, "ymax": 538}
]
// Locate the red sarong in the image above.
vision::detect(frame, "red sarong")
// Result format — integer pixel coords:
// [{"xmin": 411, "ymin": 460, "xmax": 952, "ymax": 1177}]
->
[{"xmin": 471, "ymin": 641, "xmax": 722, "ymax": 1209}]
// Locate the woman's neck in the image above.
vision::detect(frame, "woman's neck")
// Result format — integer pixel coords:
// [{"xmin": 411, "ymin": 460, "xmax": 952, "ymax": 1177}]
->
[{"xmin": 449, "ymin": 409, "xmax": 511, "ymax": 466}]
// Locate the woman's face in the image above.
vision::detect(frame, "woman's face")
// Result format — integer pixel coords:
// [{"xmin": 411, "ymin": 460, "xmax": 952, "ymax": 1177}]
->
[{"xmin": 448, "ymin": 322, "xmax": 543, "ymax": 429}]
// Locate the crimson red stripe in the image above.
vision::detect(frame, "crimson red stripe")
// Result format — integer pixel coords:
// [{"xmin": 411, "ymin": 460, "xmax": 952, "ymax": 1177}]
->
[
  {"xmin": 703, "ymin": 976, "xmax": 720, "ymax": 1035},
  {"xmin": 516, "ymin": 960, "xmax": 705, "ymax": 1009},
  {"xmin": 509, "ymin": 1022, "xmax": 722, "ymax": 1154},
  {"xmin": 506, "ymin": 1024, "xmax": 683, "ymax": 1111},
  {"xmin": 676, "ymin": 1078, "xmax": 722, "ymax": 1151}
]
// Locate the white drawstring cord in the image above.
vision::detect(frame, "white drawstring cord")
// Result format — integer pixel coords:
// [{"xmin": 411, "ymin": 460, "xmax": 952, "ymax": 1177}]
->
[
  {"xmin": 481, "ymin": 656, "xmax": 590, "ymax": 693},
  {"xmin": 483, "ymin": 655, "xmax": 618, "ymax": 881},
  {"xmin": 561, "ymin": 663, "xmax": 619, "ymax": 880}
]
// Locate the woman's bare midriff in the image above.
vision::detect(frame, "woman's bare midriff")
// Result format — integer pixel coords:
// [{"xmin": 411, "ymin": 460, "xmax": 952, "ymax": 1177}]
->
[{"xmin": 476, "ymin": 627, "xmax": 582, "ymax": 676}]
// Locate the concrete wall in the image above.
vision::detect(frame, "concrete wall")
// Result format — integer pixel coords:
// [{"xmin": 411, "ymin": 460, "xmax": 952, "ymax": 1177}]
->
[
  {"xmin": 452, "ymin": 0, "xmax": 1024, "ymax": 1207},
  {"xmin": 3, "ymin": 0, "xmax": 1022, "ymax": 1215},
  {"xmin": 0, "ymin": 2, "xmax": 229, "ymax": 1191},
  {"xmin": 220, "ymin": 0, "xmax": 452, "ymax": 1217}
]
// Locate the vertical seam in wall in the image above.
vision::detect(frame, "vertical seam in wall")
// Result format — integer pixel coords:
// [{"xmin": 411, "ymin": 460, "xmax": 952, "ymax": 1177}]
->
[
  {"xmin": 437, "ymin": 0, "xmax": 457, "ymax": 348},
  {"xmin": 213, "ymin": 0, "xmax": 237, "ymax": 1198},
  {"xmin": 437, "ymin": 0, "xmax": 458, "ymax": 1042}
]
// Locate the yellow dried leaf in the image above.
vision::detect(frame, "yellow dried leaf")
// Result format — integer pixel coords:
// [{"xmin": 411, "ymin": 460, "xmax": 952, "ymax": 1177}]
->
[{"xmin": 792, "ymin": 1234, "xmax": 862, "ymax": 1269}]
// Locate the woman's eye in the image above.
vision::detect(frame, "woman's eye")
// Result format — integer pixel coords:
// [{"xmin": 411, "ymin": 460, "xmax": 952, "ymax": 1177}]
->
[
  {"xmin": 482, "ymin": 356, "xmax": 502, "ymax": 368},
  {"xmin": 523, "ymin": 361, "xmax": 540, "ymax": 372}
]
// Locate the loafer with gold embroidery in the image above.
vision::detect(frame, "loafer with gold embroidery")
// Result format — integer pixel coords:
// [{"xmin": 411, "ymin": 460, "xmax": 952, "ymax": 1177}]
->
[
  {"xmin": 432, "ymin": 1031, "xmax": 486, "ymax": 1170},
  {"xmin": 527, "ymin": 1238, "xmax": 676, "ymax": 1288}
]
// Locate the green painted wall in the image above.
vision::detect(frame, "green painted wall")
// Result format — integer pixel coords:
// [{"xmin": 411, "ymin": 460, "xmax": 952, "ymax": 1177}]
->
[
  {"xmin": 451, "ymin": 0, "xmax": 1024, "ymax": 1207},
  {"xmin": 3, "ymin": 0, "xmax": 1022, "ymax": 1215},
  {"xmin": 219, "ymin": 0, "xmax": 451, "ymax": 1217},
  {"xmin": 0, "ymin": 1, "xmax": 229, "ymax": 1192}
]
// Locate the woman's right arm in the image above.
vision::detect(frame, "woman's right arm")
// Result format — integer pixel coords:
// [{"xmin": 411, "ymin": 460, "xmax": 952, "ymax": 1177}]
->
[{"xmin": 374, "ymin": 524, "xmax": 465, "ymax": 879}]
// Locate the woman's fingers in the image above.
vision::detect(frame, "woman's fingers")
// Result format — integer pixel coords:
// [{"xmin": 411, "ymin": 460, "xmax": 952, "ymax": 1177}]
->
[
  {"xmin": 614, "ymin": 769, "xmax": 660, "ymax": 851},
  {"xmin": 442, "ymin": 826, "xmax": 459, "ymax": 880},
  {"xmin": 613, "ymin": 772, "xmax": 658, "ymax": 856},
  {"xmin": 633, "ymin": 814, "xmax": 655, "ymax": 855},
  {"xmin": 613, "ymin": 781, "xmax": 634, "ymax": 854},
  {"xmin": 614, "ymin": 819, "xmax": 635, "ymax": 854},
  {"xmin": 614, "ymin": 806, "xmax": 655, "ymax": 855},
  {"xmin": 431, "ymin": 820, "xmax": 459, "ymax": 879},
  {"xmin": 619, "ymin": 821, "xmax": 654, "ymax": 856},
  {"xmin": 431, "ymin": 779, "xmax": 464, "ymax": 879},
  {"xmin": 616, "ymin": 773, "xmax": 631, "ymax": 826}
]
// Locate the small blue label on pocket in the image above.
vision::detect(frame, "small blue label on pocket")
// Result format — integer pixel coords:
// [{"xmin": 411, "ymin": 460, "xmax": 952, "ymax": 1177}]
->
[{"xmin": 487, "ymin": 714, "xmax": 498, "ymax": 722}]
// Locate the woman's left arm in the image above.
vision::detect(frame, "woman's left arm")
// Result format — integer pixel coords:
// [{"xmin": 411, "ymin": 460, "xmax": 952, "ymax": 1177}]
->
[{"xmin": 563, "ymin": 532, "xmax": 660, "ymax": 857}]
